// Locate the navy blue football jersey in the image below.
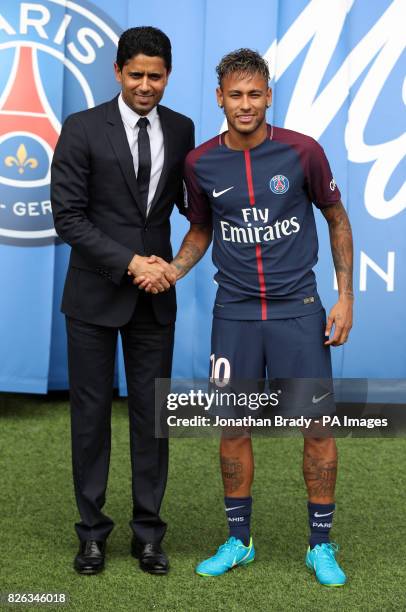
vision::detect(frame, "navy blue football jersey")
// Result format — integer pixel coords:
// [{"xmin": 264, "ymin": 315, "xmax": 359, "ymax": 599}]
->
[{"xmin": 184, "ymin": 125, "xmax": 341, "ymax": 320}]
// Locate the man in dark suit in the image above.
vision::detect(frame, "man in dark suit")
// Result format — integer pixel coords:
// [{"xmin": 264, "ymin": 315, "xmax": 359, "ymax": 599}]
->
[{"xmin": 51, "ymin": 26, "xmax": 194, "ymax": 576}]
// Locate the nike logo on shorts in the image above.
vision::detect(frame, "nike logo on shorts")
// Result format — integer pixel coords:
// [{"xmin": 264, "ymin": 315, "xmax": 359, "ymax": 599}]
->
[{"xmin": 312, "ymin": 392, "xmax": 331, "ymax": 404}]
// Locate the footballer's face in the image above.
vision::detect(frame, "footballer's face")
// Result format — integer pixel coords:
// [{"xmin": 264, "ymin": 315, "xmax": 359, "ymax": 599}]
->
[
  {"xmin": 217, "ymin": 71, "xmax": 272, "ymax": 144},
  {"xmin": 114, "ymin": 54, "xmax": 170, "ymax": 116}
]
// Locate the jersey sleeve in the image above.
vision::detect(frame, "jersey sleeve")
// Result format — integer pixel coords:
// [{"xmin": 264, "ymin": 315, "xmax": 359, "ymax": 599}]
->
[
  {"xmin": 183, "ymin": 152, "xmax": 212, "ymax": 224},
  {"xmin": 306, "ymin": 140, "xmax": 341, "ymax": 208}
]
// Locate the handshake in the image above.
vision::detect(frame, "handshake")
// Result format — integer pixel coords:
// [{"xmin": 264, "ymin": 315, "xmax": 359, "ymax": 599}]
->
[{"xmin": 128, "ymin": 254, "xmax": 178, "ymax": 294}]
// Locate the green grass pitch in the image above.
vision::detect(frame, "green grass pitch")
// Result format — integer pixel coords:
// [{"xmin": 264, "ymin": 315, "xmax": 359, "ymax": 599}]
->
[{"xmin": 1, "ymin": 394, "xmax": 405, "ymax": 611}]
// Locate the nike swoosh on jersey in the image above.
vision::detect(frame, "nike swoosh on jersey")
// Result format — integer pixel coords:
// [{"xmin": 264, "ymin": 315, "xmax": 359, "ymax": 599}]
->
[
  {"xmin": 213, "ymin": 186, "xmax": 234, "ymax": 198},
  {"xmin": 314, "ymin": 511, "xmax": 334, "ymax": 518},
  {"xmin": 312, "ymin": 392, "xmax": 331, "ymax": 404}
]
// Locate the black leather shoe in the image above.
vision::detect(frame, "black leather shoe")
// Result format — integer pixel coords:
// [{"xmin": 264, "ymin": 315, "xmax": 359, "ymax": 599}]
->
[
  {"xmin": 74, "ymin": 540, "xmax": 106, "ymax": 575},
  {"xmin": 131, "ymin": 538, "xmax": 169, "ymax": 575}
]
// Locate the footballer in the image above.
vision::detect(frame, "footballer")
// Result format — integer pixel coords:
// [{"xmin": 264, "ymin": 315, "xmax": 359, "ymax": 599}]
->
[{"xmin": 137, "ymin": 49, "xmax": 353, "ymax": 586}]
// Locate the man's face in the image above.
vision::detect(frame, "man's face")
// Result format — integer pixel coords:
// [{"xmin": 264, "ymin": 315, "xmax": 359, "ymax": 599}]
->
[
  {"xmin": 216, "ymin": 71, "xmax": 272, "ymax": 136},
  {"xmin": 114, "ymin": 53, "xmax": 169, "ymax": 115}
]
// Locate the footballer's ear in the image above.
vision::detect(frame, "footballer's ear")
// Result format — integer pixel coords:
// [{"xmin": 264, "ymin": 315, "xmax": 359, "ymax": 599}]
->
[
  {"xmin": 266, "ymin": 87, "xmax": 272, "ymax": 108},
  {"xmin": 216, "ymin": 86, "xmax": 224, "ymax": 109}
]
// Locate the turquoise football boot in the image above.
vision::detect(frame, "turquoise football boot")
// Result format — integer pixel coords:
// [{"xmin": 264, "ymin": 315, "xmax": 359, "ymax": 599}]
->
[
  {"xmin": 196, "ymin": 536, "xmax": 255, "ymax": 577},
  {"xmin": 306, "ymin": 542, "xmax": 347, "ymax": 587}
]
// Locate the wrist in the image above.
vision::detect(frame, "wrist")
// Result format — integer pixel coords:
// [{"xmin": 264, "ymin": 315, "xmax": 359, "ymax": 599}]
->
[
  {"xmin": 170, "ymin": 260, "xmax": 183, "ymax": 280},
  {"xmin": 338, "ymin": 291, "xmax": 354, "ymax": 302}
]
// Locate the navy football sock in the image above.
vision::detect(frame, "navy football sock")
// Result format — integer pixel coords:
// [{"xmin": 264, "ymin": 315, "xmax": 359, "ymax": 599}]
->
[
  {"xmin": 224, "ymin": 496, "xmax": 252, "ymax": 546},
  {"xmin": 308, "ymin": 502, "xmax": 335, "ymax": 549}
]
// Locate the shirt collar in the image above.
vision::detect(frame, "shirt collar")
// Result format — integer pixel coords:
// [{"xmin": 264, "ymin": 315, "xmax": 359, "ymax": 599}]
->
[{"xmin": 118, "ymin": 93, "xmax": 158, "ymax": 129}]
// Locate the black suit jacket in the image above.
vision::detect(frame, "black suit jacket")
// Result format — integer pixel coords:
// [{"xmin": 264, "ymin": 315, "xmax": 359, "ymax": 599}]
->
[{"xmin": 51, "ymin": 96, "xmax": 194, "ymax": 327}]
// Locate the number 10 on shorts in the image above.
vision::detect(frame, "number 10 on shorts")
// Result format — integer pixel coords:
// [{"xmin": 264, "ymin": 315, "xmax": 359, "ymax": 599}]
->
[{"xmin": 209, "ymin": 354, "xmax": 231, "ymax": 387}]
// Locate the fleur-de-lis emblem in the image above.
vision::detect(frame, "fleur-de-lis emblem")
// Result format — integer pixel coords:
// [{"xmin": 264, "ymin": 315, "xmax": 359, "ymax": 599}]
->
[{"xmin": 4, "ymin": 144, "xmax": 38, "ymax": 174}]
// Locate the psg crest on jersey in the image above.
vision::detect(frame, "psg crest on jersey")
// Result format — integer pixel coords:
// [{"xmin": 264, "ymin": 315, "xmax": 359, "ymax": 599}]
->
[
  {"xmin": 270, "ymin": 174, "xmax": 289, "ymax": 195},
  {"xmin": 0, "ymin": 0, "xmax": 121, "ymax": 246}
]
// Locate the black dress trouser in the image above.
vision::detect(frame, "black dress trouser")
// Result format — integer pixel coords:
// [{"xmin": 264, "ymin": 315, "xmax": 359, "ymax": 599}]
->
[{"xmin": 66, "ymin": 293, "xmax": 174, "ymax": 544}]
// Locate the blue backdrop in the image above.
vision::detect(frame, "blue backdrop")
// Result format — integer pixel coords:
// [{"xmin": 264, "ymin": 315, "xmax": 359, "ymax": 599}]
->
[{"xmin": 0, "ymin": 0, "xmax": 404, "ymax": 394}]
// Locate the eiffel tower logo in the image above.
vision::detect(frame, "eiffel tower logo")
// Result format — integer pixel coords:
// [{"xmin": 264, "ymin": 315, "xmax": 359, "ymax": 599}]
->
[{"xmin": 0, "ymin": 45, "xmax": 60, "ymax": 187}]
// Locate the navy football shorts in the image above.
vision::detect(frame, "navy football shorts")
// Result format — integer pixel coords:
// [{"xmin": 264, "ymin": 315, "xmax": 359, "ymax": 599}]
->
[{"xmin": 209, "ymin": 309, "xmax": 335, "ymax": 419}]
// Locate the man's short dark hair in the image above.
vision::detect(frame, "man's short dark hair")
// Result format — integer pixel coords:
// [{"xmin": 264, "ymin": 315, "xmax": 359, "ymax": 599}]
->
[
  {"xmin": 116, "ymin": 26, "xmax": 172, "ymax": 72},
  {"xmin": 216, "ymin": 48, "xmax": 269, "ymax": 87}
]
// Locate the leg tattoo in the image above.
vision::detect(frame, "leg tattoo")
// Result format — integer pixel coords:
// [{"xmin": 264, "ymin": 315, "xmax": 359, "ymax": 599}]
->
[
  {"xmin": 303, "ymin": 452, "xmax": 337, "ymax": 501},
  {"xmin": 221, "ymin": 456, "xmax": 244, "ymax": 495}
]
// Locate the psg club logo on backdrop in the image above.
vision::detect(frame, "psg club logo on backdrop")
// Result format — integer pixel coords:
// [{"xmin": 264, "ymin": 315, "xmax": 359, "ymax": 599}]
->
[
  {"xmin": 270, "ymin": 174, "xmax": 289, "ymax": 195},
  {"xmin": 0, "ymin": 0, "xmax": 121, "ymax": 246}
]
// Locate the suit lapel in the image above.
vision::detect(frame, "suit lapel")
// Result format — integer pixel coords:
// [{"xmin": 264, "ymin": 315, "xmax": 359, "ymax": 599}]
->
[
  {"xmin": 105, "ymin": 96, "xmax": 145, "ymax": 218},
  {"xmin": 147, "ymin": 105, "xmax": 172, "ymax": 215}
]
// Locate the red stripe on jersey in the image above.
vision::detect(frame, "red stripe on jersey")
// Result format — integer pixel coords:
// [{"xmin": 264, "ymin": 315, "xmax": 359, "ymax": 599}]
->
[
  {"xmin": 244, "ymin": 150, "xmax": 267, "ymax": 320},
  {"xmin": 255, "ymin": 244, "xmax": 267, "ymax": 320},
  {"xmin": 244, "ymin": 149, "xmax": 255, "ymax": 205}
]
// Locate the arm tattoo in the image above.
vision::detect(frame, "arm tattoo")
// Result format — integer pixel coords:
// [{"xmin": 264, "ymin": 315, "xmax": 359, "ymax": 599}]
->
[
  {"xmin": 221, "ymin": 456, "xmax": 244, "ymax": 495},
  {"xmin": 172, "ymin": 223, "xmax": 212, "ymax": 278},
  {"xmin": 172, "ymin": 241, "xmax": 203, "ymax": 275},
  {"xmin": 303, "ymin": 452, "xmax": 337, "ymax": 498},
  {"xmin": 322, "ymin": 201, "xmax": 354, "ymax": 298}
]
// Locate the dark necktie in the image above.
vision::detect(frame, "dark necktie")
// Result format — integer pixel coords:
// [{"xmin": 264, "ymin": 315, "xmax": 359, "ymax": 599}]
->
[{"xmin": 136, "ymin": 117, "xmax": 151, "ymax": 212}]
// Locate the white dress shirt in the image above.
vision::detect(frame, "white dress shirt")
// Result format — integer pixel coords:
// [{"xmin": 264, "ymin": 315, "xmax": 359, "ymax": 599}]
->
[{"xmin": 118, "ymin": 93, "xmax": 164, "ymax": 215}]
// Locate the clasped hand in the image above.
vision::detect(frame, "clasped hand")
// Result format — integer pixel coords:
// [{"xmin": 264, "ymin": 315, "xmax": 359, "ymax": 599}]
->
[{"xmin": 127, "ymin": 254, "xmax": 177, "ymax": 294}]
